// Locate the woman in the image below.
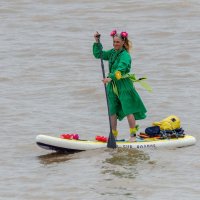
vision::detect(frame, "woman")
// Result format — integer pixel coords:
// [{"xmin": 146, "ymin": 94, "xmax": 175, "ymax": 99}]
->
[{"xmin": 93, "ymin": 30, "xmax": 147, "ymax": 142}]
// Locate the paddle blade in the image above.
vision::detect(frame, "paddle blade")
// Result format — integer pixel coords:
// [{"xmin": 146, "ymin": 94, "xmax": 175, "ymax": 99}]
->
[{"xmin": 107, "ymin": 131, "xmax": 117, "ymax": 148}]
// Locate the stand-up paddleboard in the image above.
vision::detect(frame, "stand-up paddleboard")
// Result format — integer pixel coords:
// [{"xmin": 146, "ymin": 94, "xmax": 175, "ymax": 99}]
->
[{"xmin": 36, "ymin": 134, "xmax": 196, "ymax": 153}]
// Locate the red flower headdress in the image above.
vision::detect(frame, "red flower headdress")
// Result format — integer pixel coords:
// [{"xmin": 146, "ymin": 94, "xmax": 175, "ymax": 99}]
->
[
  {"xmin": 110, "ymin": 30, "xmax": 128, "ymax": 40},
  {"xmin": 110, "ymin": 29, "xmax": 117, "ymax": 37},
  {"xmin": 120, "ymin": 31, "xmax": 128, "ymax": 39}
]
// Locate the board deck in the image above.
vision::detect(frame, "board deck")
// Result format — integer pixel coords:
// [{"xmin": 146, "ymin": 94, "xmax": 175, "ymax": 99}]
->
[{"xmin": 36, "ymin": 134, "xmax": 196, "ymax": 152}]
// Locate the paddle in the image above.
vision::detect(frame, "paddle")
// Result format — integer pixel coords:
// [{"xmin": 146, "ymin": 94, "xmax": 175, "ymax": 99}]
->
[{"xmin": 96, "ymin": 32, "xmax": 117, "ymax": 149}]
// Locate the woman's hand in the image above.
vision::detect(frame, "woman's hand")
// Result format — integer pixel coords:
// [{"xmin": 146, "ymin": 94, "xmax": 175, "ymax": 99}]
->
[
  {"xmin": 94, "ymin": 32, "xmax": 100, "ymax": 43},
  {"xmin": 102, "ymin": 78, "xmax": 112, "ymax": 84}
]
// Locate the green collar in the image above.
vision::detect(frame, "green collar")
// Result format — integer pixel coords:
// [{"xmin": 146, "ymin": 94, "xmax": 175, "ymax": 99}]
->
[{"xmin": 114, "ymin": 48, "xmax": 124, "ymax": 53}]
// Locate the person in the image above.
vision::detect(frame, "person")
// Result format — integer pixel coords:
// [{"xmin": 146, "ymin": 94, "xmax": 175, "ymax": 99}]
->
[{"xmin": 93, "ymin": 30, "xmax": 147, "ymax": 142}]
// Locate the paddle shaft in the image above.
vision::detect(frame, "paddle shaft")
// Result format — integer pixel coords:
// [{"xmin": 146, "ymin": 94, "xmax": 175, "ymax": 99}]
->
[{"xmin": 97, "ymin": 35, "xmax": 117, "ymax": 149}]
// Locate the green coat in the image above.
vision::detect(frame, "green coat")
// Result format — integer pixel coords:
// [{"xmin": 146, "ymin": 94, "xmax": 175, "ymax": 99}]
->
[{"xmin": 93, "ymin": 42, "xmax": 147, "ymax": 121}]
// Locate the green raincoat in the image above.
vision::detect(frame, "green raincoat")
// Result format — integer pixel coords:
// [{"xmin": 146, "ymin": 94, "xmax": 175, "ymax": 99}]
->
[{"xmin": 93, "ymin": 42, "xmax": 147, "ymax": 121}]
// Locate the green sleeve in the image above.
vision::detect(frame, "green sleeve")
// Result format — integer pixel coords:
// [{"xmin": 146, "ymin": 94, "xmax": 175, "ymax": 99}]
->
[
  {"xmin": 93, "ymin": 42, "xmax": 112, "ymax": 60},
  {"xmin": 108, "ymin": 52, "xmax": 131, "ymax": 81}
]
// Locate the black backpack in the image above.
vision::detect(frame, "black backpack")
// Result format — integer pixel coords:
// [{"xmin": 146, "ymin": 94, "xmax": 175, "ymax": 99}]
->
[{"xmin": 145, "ymin": 126, "xmax": 160, "ymax": 137}]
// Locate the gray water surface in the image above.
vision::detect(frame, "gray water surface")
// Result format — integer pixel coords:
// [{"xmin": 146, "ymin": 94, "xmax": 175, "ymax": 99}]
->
[{"xmin": 0, "ymin": 0, "xmax": 200, "ymax": 199}]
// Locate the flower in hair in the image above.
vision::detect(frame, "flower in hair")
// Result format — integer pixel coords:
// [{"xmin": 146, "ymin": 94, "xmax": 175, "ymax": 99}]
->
[
  {"xmin": 110, "ymin": 29, "xmax": 117, "ymax": 37},
  {"xmin": 120, "ymin": 31, "xmax": 128, "ymax": 38}
]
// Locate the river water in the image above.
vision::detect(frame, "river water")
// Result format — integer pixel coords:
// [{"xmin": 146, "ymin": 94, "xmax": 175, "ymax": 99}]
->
[{"xmin": 0, "ymin": 0, "xmax": 200, "ymax": 199}]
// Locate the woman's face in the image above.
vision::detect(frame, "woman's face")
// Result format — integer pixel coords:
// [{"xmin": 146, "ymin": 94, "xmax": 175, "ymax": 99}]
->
[{"xmin": 113, "ymin": 36, "xmax": 124, "ymax": 51}]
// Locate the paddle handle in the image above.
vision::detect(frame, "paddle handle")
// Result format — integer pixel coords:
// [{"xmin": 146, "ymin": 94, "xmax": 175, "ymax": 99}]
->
[{"xmin": 96, "ymin": 34, "xmax": 116, "ymax": 149}]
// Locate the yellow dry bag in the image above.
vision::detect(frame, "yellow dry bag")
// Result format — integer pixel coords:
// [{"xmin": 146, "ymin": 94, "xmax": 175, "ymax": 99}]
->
[{"xmin": 152, "ymin": 115, "xmax": 181, "ymax": 130}]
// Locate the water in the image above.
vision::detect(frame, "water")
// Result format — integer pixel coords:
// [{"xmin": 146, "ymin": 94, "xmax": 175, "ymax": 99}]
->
[{"xmin": 0, "ymin": 0, "xmax": 200, "ymax": 199}]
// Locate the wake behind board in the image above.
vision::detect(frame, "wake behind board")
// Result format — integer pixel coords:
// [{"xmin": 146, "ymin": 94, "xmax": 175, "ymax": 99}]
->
[{"xmin": 36, "ymin": 134, "xmax": 196, "ymax": 153}]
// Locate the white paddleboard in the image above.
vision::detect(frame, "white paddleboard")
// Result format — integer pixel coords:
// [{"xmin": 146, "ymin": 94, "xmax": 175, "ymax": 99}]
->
[{"xmin": 36, "ymin": 134, "xmax": 196, "ymax": 152}]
